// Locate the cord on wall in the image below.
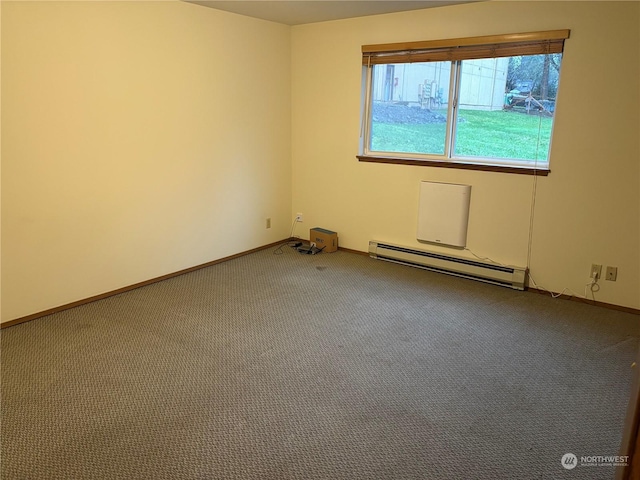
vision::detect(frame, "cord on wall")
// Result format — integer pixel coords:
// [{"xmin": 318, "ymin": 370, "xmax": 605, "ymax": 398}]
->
[
  {"xmin": 463, "ymin": 247, "xmax": 512, "ymax": 267},
  {"xmin": 521, "ymin": 124, "xmax": 592, "ymax": 302},
  {"xmin": 464, "ymin": 246, "xmax": 600, "ymax": 302},
  {"xmin": 527, "ymin": 272, "xmax": 599, "ymax": 302},
  {"xmin": 273, "ymin": 217, "xmax": 301, "ymax": 255}
]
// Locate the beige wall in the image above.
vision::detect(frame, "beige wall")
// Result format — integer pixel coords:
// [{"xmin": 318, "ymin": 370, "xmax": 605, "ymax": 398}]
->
[
  {"xmin": 1, "ymin": 1, "xmax": 292, "ymax": 322},
  {"xmin": 291, "ymin": 1, "xmax": 640, "ymax": 309},
  {"xmin": 2, "ymin": 1, "xmax": 639, "ymax": 323}
]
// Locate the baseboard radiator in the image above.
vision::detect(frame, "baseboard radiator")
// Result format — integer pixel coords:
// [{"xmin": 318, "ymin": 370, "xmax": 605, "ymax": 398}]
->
[{"xmin": 369, "ymin": 241, "xmax": 526, "ymax": 290}]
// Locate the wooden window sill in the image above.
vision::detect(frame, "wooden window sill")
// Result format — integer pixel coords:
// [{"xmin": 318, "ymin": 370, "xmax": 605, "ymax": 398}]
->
[{"xmin": 357, "ymin": 155, "xmax": 550, "ymax": 176}]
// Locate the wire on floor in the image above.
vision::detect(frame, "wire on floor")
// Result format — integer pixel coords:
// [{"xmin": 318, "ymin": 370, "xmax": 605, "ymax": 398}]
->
[
  {"xmin": 465, "ymin": 246, "xmax": 599, "ymax": 302},
  {"xmin": 273, "ymin": 218, "xmax": 301, "ymax": 255},
  {"xmin": 528, "ymin": 272, "xmax": 599, "ymax": 302}
]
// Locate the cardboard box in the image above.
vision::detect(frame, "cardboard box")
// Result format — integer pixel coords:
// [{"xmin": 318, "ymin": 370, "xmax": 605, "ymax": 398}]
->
[{"xmin": 310, "ymin": 228, "xmax": 338, "ymax": 253}]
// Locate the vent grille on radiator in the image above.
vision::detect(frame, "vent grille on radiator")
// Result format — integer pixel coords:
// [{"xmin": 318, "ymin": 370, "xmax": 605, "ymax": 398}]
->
[{"xmin": 369, "ymin": 241, "xmax": 526, "ymax": 290}]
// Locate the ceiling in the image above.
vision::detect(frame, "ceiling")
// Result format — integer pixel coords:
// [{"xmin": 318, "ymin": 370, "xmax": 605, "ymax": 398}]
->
[{"xmin": 185, "ymin": 1, "xmax": 480, "ymax": 26}]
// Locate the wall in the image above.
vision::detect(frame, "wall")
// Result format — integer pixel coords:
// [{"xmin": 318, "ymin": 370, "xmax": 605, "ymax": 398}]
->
[
  {"xmin": 1, "ymin": 1, "xmax": 292, "ymax": 322},
  {"xmin": 291, "ymin": 1, "xmax": 640, "ymax": 309}
]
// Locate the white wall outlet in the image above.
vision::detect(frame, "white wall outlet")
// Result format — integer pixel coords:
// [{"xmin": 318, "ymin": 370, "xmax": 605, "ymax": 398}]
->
[
  {"xmin": 295, "ymin": 213, "xmax": 303, "ymax": 222},
  {"xmin": 605, "ymin": 266, "xmax": 617, "ymax": 281},
  {"xmin": 266, "ymin": 218, "xmax": 271, "ymax": 229},
  {"xmin": 590, "ymin": 264, "xmax": 602, "ymax": 279}
]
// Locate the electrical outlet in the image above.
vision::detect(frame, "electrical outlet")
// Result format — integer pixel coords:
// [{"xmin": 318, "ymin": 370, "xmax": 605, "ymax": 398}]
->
[
  {"xmin": 605, "ymin": 266, "xmax": 617, "ymax": 281},
  {"xmin": 295, "ymin": 213, "xmax": 303, "ymax": 222},
  {"xmin": 266, "ymin": 218, "xmax": 271, "ymax": 229},
  {"xmin": 590, "ymin": 264, "xmax": 602, "ymax": 279}
]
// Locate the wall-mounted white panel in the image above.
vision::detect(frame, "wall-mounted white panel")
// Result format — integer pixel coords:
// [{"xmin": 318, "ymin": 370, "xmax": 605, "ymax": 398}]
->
[{"xmin": 417, "ymin": 181, "xmax": 471, "ymax": 248}]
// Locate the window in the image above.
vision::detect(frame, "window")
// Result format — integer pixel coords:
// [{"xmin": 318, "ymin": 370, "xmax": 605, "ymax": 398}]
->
[{"xmin": 359, "ymin": 30, "xmax": 570, "ymax": 174}]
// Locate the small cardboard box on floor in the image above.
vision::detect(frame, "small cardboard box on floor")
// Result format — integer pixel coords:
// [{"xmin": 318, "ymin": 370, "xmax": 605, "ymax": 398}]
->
[{"xmin": 310, "ymin": 228, "xmax": 338, "ymax": 253}]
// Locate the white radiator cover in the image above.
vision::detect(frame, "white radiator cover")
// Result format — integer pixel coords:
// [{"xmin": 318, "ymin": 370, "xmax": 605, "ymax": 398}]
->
[
  {"xmin": 417, "ymin": 181, "xmax": 471, "ymax": 248},
  {"xmin": 369, "ymin": 241, "xmax": 527, "ymax": 290}
]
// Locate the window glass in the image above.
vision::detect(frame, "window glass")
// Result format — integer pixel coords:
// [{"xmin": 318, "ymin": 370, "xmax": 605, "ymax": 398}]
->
[
  {"xmin": 369, "ymin": 62, "xmax": 451, "ymax": 156},
  {"xmin": 453, "ymin": 54, "xmax": 561, "ymax": 163}
]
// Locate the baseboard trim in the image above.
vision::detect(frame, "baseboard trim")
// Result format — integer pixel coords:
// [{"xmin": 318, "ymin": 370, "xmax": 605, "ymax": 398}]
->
[
  {"xmin": 1, "ymin": 240, "xmax": 289, "ymax": 329},
  {"xmin": 338, "ymin": 245, "xmax": 639, "ymax": 315},
  {"xmin": 527, "ymin": 287, "xmax": 640, "ymax": 315},
  {"xmin": 4, "ymin": 241, "xmax": 637, "ymax": 329},
  {"xmin": 338, "ymin": 246, "xmax": 370, "ymax": 256}
]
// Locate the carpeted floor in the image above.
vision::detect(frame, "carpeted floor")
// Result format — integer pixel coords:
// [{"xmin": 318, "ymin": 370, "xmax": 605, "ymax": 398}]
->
[{"xmin": 1, "ymin": 246, "xmax": 638, "ymax": 479}]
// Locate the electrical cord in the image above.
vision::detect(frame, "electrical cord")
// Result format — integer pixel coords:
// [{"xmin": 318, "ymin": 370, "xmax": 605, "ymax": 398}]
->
[
  {"xmin": 526, "ymin": 168, "xmax": 538, "ymax": 271},
  {"xmin": 460, "ymin": 117, "xmax": 591, "ymax": 304},
  {"xmin": 463, "ymin": 247, "xmax": 512, "ymax": 267},
  {"xmin": 465, "ymin": 247, "xmax": 599, "ymax": 302},
  {"xmin": 522, "ymin": 116, "xmax": 595, "ymax": 303},
  {"xmin": 528, "ymin": 272, "xmax": 584, "ymax": 299},
  {"xmin": 273, "ymin": 218, "xmax": 301, "ymax": 255},
  {"xmin": 528, "ymin": 271, "xmax": 599, "ymax": 302},
  {"xmin": 585, "ymin": 274, "xmax": 600, "ymax": 301}
]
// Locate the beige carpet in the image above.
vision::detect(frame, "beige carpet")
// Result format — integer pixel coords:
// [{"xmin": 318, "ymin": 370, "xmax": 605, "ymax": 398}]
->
[{"xmin": 1, "ymin": 246, "xmax": 638, "ymax": 479}]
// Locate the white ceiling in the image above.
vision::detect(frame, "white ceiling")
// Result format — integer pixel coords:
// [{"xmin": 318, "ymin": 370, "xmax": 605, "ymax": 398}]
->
[{"xmin": 185, "ymin": 1, "xmax": 480, "ymax": 26}]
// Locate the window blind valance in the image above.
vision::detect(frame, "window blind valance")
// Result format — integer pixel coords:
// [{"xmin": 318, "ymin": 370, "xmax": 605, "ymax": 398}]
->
[{"xmin": 362, "ymin": 30, "xmax": 570, "ymax": 65}]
